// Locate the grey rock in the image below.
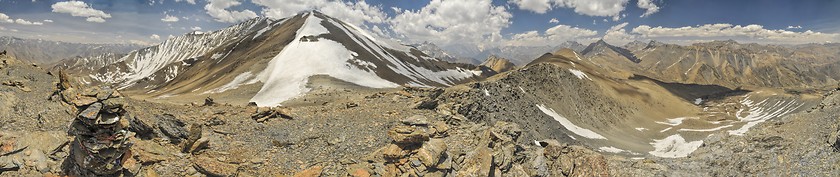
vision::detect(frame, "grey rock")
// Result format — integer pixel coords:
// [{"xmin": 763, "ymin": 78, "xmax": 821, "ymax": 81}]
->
[
  {"xmin": 78, "ymin": 102, "xmax": 102, "ymax": 119},
  {"xmin": 401, "ymin": 115, "xmax": 430, "ymax": 126}
]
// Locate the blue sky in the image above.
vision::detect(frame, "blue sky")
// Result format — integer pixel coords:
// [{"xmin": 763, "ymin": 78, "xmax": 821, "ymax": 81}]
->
[{"xmin": 0, "ymin": 0, "xmax": 838, "ymax": 47}]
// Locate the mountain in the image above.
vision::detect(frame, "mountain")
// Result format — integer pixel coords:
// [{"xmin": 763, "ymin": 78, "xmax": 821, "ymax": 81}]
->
[
  {"xmin": 433, "ymin": 41, "xmax": 586, "ymax": 66},
  {"xmin": 63, "ymin": 11, "xmax": 486, "ymax": 106},
  {"xmin": 629, "ymin": 40, "xmax": 840, "ymax": 88},
  {"xmin": 581, "ymin": 39, "xmax": 641, "ymax": 63},
  {"xmin": 0, "ymin": 36, "xmax": 143, "ymax": 65},
  {"xmin": 555, "ymin": 41, "xmax": 586, "ymax": 53},
  {"xmin": 412, "ymin": 41, "xmax": 481, "ymax": 65},
  {"xmin": 479, "ymin": 55, "xmax": 516, "ymax": 73}
]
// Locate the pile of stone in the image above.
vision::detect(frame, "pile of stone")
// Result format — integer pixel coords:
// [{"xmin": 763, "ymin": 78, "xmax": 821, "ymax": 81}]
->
[
  {"xmin": 360, "ymin": 115, "xmax": 452, "ymax": 177},
  {"xmin": 250, "ymin": 106, "xmax": 293, "ymax": 123},
  {"xmin": 57, "ymin": 71, "xmax": 136, "ymax": 176}
]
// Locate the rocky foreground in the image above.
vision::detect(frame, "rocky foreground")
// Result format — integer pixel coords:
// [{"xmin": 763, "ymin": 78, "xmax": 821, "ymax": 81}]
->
[{"xmin": 1, "ymin": 52, "xmax": 839, "ymax": 176}]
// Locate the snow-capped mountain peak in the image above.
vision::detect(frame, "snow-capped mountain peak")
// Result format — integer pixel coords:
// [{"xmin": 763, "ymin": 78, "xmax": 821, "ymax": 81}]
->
[{"xmin": 68, "ymin": 11, "xmax": 484, "ymax": 106}]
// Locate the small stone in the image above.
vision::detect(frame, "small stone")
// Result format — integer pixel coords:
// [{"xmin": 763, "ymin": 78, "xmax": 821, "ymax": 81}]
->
[
  {"xmin": 345, "ymin": 102, "xmax": 359, "ymax": 109},
  {"xmin": 250, "ymin": 158, "xmax": 265, "ymax": 164},
  {"xmin": 400, "ymin": 115, "xmax": 429, "ymax": 126},
  {"xmin": 293, "ymin": 165, "xmax": 323, "ymax": 177},
  {"xmin": 26, "ymin": 149, "xmax": 49, "ymax": 173},
  {"xmin": 382, "ymin": 144, "xmax": 406, "ymax": 160},
  {"xmin": 459, "ymin": 147, "xmax": 492, "ymax": 177},
  {"xmin": 78, "ymin": 102, "xmax": 102, "ymax": 119},
  {"xmin": 95, "ymin": 113, "xmax": 121, "ymax": 125}
]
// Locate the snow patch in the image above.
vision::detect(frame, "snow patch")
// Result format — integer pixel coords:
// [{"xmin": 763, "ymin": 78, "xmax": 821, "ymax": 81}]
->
[
  {"xmin": 677, "ymin": 125, "xmax": 733, "ymax": 132},
  {"xmin": 649, "ymin": 134, "xmax": 703, "ymax": 158},
  {"xmin": 728, "ymin": 96, "xmax": 804, "ymax": 135},
  {"xmin": 694, "ymin": 98, "xmax": 703, "ymax": 105},
  {"xmin": 635, "ymin": 127, "xmax": 648, "ymax": 131},
  {"xmin": 483, "ymin": 89, "xmax": 490, "ymax": 96},
  {"xmin": 568, "ymin": 69, "xmax": 591, "ymax": 80},
  {"xmin": 204, "ymin": 71, "xmax": 259, "ymax": 94},
  {"xmin": 599, "ymin": 146, "xmax": 629, "ymax": 153},
  {"xmin": 655, "ymin": 117, "xmax": 690, "ymax": 126},
  {"xmin": 537, "ymin": 104, "xmax": 607, "ymax": 140}
]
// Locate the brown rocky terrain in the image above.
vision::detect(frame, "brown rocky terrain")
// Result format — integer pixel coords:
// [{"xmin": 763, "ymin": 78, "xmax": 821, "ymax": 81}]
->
[{"xmin": 2, "ymin": 48, "xmax": 839, "ymax": 177}]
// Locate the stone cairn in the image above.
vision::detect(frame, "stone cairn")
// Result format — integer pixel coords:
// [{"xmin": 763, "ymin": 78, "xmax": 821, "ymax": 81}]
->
[{"xmin": 56, "ymin": 71, "xmax": 135, "ymax": 176}]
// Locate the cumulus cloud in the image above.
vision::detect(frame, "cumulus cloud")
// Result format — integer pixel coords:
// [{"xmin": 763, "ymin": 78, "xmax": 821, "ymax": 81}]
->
[
  {"xmin": 631, "ymin": 24, "xmax": 840, "ymax": 44},
  {"xmin": 251, "ymin": 0, "xmax": 388, "ymax": 26},
  {"xmin": 510, "ymin": 0, "xmax": 554, "ymax": 14},
  {"xmin": 161, "ymin": 15, "xmax": 179, "ymax": 22},
  {"xmin": 505, "ymin": 24, "xmax": 598, "ymax": 46},
  {"xmin": 637, "ymin": 0, "xmax": 660, "ymax": 17},
  {"xmin": 0, "ymin": 13, "xmax": 13, "ymax": 23},
  {"xmin": 390, "ymin": 0, "xmax": 512, "ymax": 48},
  {"xmin": 1, "ymin": 12, "xmax": 44, "ymax": 25},
  {"xmin": 787, "ymin": 25, "xmax": 802, "ymax": 29},
  {"xmin": 510, "ymin": 0, "xmax": 629, "ymax": 20},
  {"xmin": 204, "ymin": 0, "xmax": 258, "ymax": 23},
  {"xmin": 150, "ymin": 34, "xmax": 160, "ymax": 40},
  {"xmin": 175, "ymin": 0, "xmax": 196, "ymax": 4},
  {"xmin": 43, "ymin": 19, "xmax": 53, "ymax": 23},
  {"xmin": 191, "ymin": 26, "xmax": 202, "ymax": 31},
  {"xmin": 15, "ymin": 19, "xmax": 44, "ymax": 25},
  {"xmin": 51, "ymin": 1, "xmax": 112, "ymax": 23},
  {"xmin": 549, "ymin": 18, "xmax": 559, "ymax": 23},
  {"xmin": 603, "ymin": 22, "xmax": 636, "ymax": 45}
]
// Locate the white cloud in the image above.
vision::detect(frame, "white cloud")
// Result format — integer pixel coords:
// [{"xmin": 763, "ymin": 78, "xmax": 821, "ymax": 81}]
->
[
  {"xmin": 505, "ymin": 24, "xmax": 598, "ymax": 46},
  {"xmin": 603, "ymin": 22, "xmax": 636, "ymax": 45},
  {"xmin": 630, "ymin": 24, "xmax": 840, "ymax": 44},
  {"xmin": 15, "ymin": 19, "xmax": 44, "ymax": 25},
  {"xmin": 787, "ymin": 25, "xmax": 802, "ymax": 29},
  {"xmin": 549, "ymin": 18, "xmax": 559, "ymax": 23},
  {"xmin": 43, "ymin": 19, "xmax": 53, "ymax": 23},
  {"xmin": 204, "ymin": 0, "xmax": 258, "ymax": 23},
  {"xmin": 390, "ymin": 0, "xmax": 512, "ymax": 48},
  {"xmin": 161, "ymin": 15, "xmax": 179, "ymax": 22},
  {"xmin": 1, "ymin": 13, "xmax": 43, "ymax": 25},
  {"xmin": 637, "ymin": 0, "xmax": 660, "ymax": 17},
  {"xmin": 0, "ymin": 13, "xmax": 13, "ymax": 23},
  {"xmin": 175, "ymin": 0, "xmax": 197, "ymax": 4},
  {"xmin": 510, "ymin": 0, "xmax": 629, "ymax": 20},
  {"xmin": 150, "ymin": 34, "xmax": 160, "ymax": 40},
  {"xmin": 86, "ymin": 17, "xmax": 105, "ymax": 23},
  {"xmin": 51, "ymin": 1, "xmax": 112, "ymax": 23},
  {"xmin": 510, "ymin": 0, "xmax": 554, "ymax": 14},
  {"xmin": 251, "ymin": 0, "xmax": 388, "ymax": 27},
  {"xmin": 191, "ymin": 26, "xmax": 202, "ymax": 31}
]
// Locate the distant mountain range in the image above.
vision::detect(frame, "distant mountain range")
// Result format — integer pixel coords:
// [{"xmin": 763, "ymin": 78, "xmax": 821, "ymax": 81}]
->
[
  {"xmin": 414, "ymin": 41, "xmax": 586, "ymax": 66},
  {"xmin": 0, "ymin": 36, "xmax": 143, "ymax": 65},
  {"xmin": 579, "ymin": 39, "xmax": 840, "ymax": 88}
]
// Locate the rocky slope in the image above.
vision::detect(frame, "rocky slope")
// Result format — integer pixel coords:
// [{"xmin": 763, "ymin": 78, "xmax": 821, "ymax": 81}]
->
[{"xmin": 0, "ymin": 36, "xmax": 142, "ymax": 65}]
